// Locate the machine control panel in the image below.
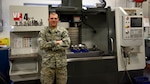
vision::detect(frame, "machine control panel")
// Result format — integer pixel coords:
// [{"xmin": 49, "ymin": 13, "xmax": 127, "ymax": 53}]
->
[{"xmin": 123, "ymin": 16, "xmax": 143, "ymax": 40}]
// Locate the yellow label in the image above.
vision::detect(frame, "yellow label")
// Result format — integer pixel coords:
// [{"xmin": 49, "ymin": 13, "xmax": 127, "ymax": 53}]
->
[{"xmin": 0, "ymin": 38, "xmax": 10, "ymax": 46}]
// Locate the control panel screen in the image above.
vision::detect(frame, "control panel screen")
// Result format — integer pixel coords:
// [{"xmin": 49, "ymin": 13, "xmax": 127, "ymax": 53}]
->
[{"xmin": 130, "ymin": 17, "xmax": 142, "ymax": 27}]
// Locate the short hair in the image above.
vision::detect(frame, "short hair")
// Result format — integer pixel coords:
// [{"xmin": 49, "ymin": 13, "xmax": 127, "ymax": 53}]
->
[
  {"xmin": 49, "ymin": 12, "xmax": 59, "ymax": 19},
  {"xmin": 49, "ymin": 12, "xmax": 57, "ymax": 15}
]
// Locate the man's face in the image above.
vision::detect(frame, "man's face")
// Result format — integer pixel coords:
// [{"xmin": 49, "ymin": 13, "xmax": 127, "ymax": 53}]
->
[{"xmin": 49, "ymin": 13, "xmax": 59, "ymax": 28}]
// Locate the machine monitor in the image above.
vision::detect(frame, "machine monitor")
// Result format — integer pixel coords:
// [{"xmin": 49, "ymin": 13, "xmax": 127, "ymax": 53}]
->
[{"xmin": 130, "ymin": 17, "xmax": 142, "ymax": 27}]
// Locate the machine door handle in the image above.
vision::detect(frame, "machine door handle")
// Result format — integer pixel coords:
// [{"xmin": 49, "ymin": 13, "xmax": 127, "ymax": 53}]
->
[{"xmin": 110, "ymin": 38, "xmax": 114, "ymax": 53}]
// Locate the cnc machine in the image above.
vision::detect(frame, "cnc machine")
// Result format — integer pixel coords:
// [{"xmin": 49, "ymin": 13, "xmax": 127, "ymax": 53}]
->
[{"xmin": 115, "ymin": 7, "xmax": 146, "ymax": 71}]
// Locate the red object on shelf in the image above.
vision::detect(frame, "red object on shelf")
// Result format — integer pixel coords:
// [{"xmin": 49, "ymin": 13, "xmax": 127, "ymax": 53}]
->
[{"xmin": 134, "ymin": 0, "xmax": 144, "ymax": 2}]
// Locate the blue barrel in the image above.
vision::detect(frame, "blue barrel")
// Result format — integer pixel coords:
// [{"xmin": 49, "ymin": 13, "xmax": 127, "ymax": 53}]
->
[
  {"xmin": 142, "ymin": 81, "xmax": 150, "ymax": 84},
  {"xmin": 0, "ymin": 47, "xmax": 11, "ymax": 84},
  {"xmin": 134, "ymin": 76, "xmax": 149, "ymax": 84}
]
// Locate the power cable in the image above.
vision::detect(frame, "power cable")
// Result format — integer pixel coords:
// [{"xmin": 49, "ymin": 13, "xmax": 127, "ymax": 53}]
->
[{"xmin": 119, "ymin": 46, "xmax": 134, "ymax": 84}]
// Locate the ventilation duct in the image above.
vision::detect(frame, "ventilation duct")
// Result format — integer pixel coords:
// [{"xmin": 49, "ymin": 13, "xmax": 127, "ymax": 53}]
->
[{"xmin": 61, "ymin": 0, "xmax": 82, "ymax": 9}]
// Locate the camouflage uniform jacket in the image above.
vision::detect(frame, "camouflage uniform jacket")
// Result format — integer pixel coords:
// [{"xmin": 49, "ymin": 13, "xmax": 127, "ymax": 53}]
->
[{"xmin": 38, "ymin": 26, "xmax": 70, "ymax": 68}]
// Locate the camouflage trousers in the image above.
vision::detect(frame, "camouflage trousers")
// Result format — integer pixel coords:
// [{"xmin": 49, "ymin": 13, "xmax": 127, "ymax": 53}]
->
[{"xmin": 40, "ymin": 66, "xmax": 67, "ymax": 84}]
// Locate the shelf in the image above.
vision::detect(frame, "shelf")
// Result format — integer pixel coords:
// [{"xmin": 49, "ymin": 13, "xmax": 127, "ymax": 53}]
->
[
  {"xmin": 10, "ymin": 70, "xmax": 38, "ymax": 76},
  {"xmin": 10, "ymin": 53, "xmax": 38, "ymax": 60},
  {"xmin": 10, "ymin": 74, "xmax": 40, "ymax": 82},
  {"xmin": 11, "ymin": 47, "xmax": 38, "ymax": 55},
  {"xmin": 10, "ymin": 26, "xmax": 44, "ymax": 32},
  {"xmin": 10, "ymin": 60, "xmax": 39, "ymax": 76}
]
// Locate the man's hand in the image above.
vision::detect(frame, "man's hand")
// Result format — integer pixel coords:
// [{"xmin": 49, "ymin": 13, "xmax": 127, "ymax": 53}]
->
[{"xmin": 56, "ymin": 40, "xmax": 62, "ymax": 45}]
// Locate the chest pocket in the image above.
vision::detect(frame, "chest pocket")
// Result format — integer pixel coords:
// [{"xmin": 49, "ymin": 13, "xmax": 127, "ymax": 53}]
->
[{"xmin": 45, "ymin": 31, "xmax": 62, "ymax": 41}]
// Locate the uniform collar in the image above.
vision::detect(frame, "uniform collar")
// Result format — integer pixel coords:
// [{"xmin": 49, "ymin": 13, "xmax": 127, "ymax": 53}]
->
[{"xmin": 47, "ymin": 26, "xmax": 59, "ymax": 33}]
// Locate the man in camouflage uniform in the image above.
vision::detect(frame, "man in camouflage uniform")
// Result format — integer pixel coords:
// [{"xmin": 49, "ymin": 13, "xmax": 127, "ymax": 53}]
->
[{"xmin": 38, "ymin": 12, "xmax": 70, "ymax": 84}]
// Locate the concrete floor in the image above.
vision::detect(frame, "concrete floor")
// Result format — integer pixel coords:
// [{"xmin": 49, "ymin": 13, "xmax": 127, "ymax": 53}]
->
[
  {"xmin": 14, "ymin": 79, "xmax": 41, "ymax": 84},
  {"xmin": 143, "ymin": 61, "xmax": 150, "ymax": 81},
  {"xmin": 13, "ymin": 62, "xmax": 150, "ymax": 84}
]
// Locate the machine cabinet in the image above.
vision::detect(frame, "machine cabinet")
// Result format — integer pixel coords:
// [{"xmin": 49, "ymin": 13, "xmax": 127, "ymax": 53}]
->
[
  {"xmin": 9, "ymin": 6, "xmax": 48, "ymax": 81},
  {"xmin": 67, "ymin": 57, "xmax": 119, "ymax": 84},
  {"xmin": 9, "ymin": 26, "xmax": 43, "ymax": 81}
]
